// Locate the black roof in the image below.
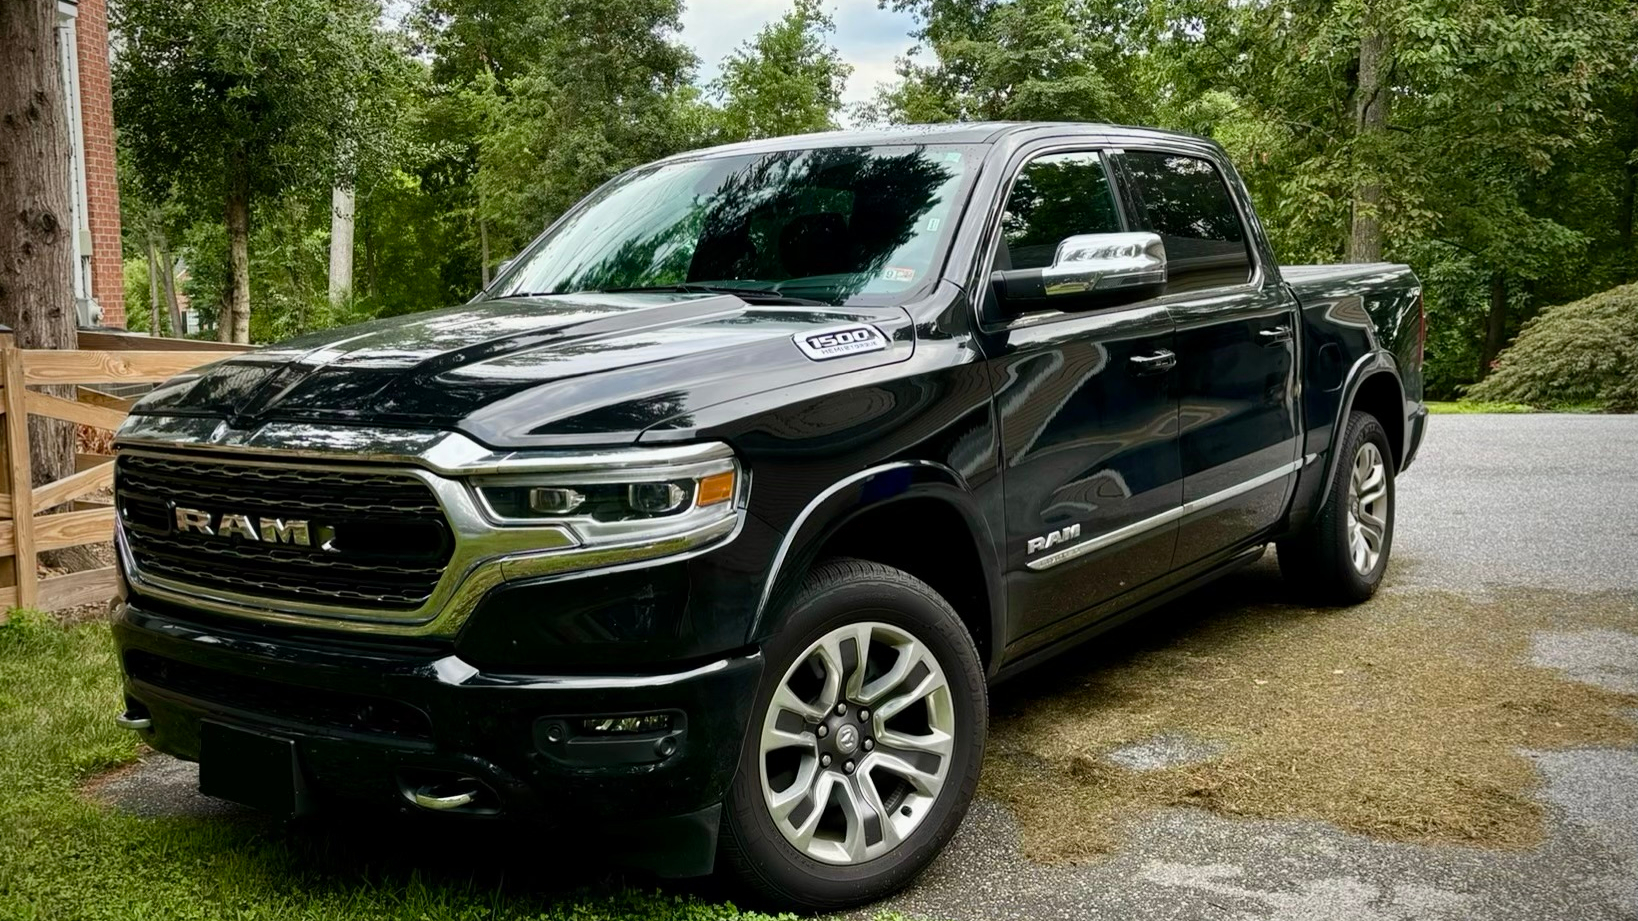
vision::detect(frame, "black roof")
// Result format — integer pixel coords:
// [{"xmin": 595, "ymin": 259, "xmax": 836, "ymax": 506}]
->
[{"xmin": 656, "ymin": 122, "xmax": 1214, "ymax": 164}]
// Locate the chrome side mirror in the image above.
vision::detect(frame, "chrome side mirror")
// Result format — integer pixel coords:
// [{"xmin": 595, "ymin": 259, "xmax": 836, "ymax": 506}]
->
[{"xmin": 991, "ymin": 232, "xmax": 1168, "ymax": 312}]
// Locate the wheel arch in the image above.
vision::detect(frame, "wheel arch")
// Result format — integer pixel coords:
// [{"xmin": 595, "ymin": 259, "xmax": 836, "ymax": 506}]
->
[
  {"xmin": 1311, "ymin": 358, "xmax": 1405, "ymax": 519},
  {"xmin": 751, "ymin": 462, "xmax": 1004, "ymax": 676}
]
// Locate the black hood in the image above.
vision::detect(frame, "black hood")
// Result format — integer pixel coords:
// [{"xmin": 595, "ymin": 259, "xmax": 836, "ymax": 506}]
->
[{"xmin": 132, "ymin": 292, "xmax": 914, "ymax": 448}]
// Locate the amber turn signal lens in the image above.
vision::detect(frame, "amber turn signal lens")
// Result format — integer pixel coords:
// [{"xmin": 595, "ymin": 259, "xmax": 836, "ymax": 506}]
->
[{"xmin": 696, "ymin": 470, "xmax": 735, "ymax": 506}]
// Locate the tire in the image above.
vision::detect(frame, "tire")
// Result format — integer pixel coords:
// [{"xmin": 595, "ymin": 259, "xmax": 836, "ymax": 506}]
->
[
  {"xmin": 1278, "ymin": 410, "xmax": 1396, "ymax": 604},
  {"xmin": 720, "ymin": 558, "xmax": 987, "ymax": 912}
]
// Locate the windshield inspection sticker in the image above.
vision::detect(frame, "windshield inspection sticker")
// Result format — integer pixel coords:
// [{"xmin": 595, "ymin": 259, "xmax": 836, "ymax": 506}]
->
[
  {"xmin": 794, "ymin": 324, "xmax": 890, "ymax": 361},
  {"xmin": 881, "ymin": 265, "xmax": 917, "ymax": 282}
]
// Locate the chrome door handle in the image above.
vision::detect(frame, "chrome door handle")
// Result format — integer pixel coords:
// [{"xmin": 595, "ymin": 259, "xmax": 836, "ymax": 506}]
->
[
  {"xmin": 1258, "ymin": 325, "xmax": 1293, "ymax": 344},
  {"xmin": 1129, "ymin": 349, "xmax": 1177, "ymax": 374},
  {"xmin": 412, "ymin": 787, "xmax": 476, "ymax": 811}
]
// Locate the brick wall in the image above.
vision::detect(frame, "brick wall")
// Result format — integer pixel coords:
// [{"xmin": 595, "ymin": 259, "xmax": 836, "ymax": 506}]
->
[{"xmin": 75, "ymin": 0, "xmax": 124, "ymax": 328}]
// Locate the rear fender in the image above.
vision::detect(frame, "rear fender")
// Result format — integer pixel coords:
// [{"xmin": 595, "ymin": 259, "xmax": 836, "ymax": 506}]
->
[{"xmin": 1287, "ymin": 352, "xmax": 1404, "ymax": 527}]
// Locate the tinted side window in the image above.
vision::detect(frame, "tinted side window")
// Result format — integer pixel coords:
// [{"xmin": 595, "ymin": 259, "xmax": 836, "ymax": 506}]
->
[
  {"xmin": 1122, "ymin": 151, "xmax": 1251, "ymax": 287},
  {"xmin": 999, "ymin": 152, "xmax": 1122, "ymax": 271}
]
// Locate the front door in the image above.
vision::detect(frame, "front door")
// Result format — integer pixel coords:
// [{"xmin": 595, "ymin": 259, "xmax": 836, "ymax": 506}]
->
[
  {"xmin": 979, "ymin": 149, "xmax": 1183, "ymax": 649},
  {"xmin": 1115, "ymin": 149, "xmax": 1300, "ymax": 565}
]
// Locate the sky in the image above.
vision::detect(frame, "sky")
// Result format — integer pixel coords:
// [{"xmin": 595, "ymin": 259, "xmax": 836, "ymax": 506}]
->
[{"xmin": 678, "ymin": 0, "xmax": 920, "ymax": 109}]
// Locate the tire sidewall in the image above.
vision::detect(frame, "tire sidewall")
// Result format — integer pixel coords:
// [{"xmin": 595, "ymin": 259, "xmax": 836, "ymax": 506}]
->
[{"xmin": 724, "ymin": 562, "xmax": 986, "ymax": 907}]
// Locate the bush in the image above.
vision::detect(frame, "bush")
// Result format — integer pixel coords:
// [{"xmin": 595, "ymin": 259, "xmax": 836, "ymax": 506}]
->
[{"xmin": 1467, "ymin": 282, "xmax": 1638, "ymax": 412}]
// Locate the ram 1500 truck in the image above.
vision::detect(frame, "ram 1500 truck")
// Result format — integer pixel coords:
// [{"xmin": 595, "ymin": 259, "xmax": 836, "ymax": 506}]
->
[{"xmin": 110, "ymin": 122, "xmax": 1426, "ymax": 910}]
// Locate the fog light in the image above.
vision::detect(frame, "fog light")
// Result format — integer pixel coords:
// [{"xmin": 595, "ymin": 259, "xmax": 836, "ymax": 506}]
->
[{"xmin": 582, "ymin": 714, "xmax": 672, "ymax": 735}]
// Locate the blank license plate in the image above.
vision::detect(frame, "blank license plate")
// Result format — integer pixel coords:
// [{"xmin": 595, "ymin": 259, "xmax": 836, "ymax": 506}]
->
[{"xmin": 198, "ymin": 721, "xmax": 311, "ymax": 815}]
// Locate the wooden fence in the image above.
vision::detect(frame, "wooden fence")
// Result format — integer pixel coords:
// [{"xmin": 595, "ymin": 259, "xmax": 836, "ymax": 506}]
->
[{"xmin": 0, "ymin": 330, "xmax": 250, "ymax": 616}]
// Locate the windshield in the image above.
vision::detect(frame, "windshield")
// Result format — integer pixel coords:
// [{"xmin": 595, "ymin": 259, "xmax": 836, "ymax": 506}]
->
[{"xmin": 490, "ymin": 145, "xmax": 975, "ymax": 306}]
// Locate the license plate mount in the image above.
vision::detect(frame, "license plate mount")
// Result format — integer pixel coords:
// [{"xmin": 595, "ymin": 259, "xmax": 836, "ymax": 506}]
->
[{"xmin": 198, "ymin": 721, "xmax": 312, "ymax": 816}]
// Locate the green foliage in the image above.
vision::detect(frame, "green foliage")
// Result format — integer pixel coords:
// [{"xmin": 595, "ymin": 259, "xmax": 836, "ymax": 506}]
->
[
  {"xmin": 1466, "ymin": 283, "xmax": 1638, "ymax": 411},
  {"xmin": 0, "ymin": 617, "xmax": 827, "ymax": 921},
  {"xmin": 713, "ymin": 0, "xmax": 852, "ymax": 141},
  {"xmin": 870, "ymin": 0, "xmax": 1638, "ymax": 401},
  {"xmin": 113, "ymin": 0, "xmax": 411, "ymax": 209},
  {"xmin": 469, "ymin": 0, "xmax": 702, "ymax": 255}
]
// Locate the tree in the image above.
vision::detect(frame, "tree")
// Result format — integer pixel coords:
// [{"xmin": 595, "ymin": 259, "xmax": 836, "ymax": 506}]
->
[
  {"xmin": 472, "ymin": 0, "xmax": 702, "ymax": 255},
  {"xmin": 714, "ymin": 0, "xmax": 852, "ymax": 141},
  {"xmin": 868, "ymin": 0, "xmax": 1152, "ymax": 125},
  {"xmin": 1, "ymin": 0, "xmax": 83, "ymax": 494},
  {"xmin": 113, "ymin": 0, "xmax": 409, "ymax": 342}
]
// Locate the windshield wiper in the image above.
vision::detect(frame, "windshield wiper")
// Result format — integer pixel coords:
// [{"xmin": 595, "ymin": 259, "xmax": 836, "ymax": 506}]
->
[{"xmin": 600, "ymin": 284, "xmax": 832, "ymax": 306}]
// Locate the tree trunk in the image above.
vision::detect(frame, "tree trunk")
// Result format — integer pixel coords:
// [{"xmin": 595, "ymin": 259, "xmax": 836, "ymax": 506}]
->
[
  {"xmin": 158, "ymin": 242, "xmax": 184, "ymax": 335},
  {"xmin": 1479, "ymin": 272, "xmax": 1507, "ymax": 380},
  {"xmin": 224, "ymin": 147, "xmax": 251, "ymax": 344},
  {"xmin": 479, "ymin": 217, "xmax": 492, "ymax": 288},
  {"xmin": 1, "ymin": 0, "xmax": 97, "ymax": 575},
  {"xmin": 1620, "ymin": 93, "xmax": 1638, "ymax": 281},
  {"xmin": 328, "ymin": 185, "xmax": 355, "ymax": 306},
  {"xmin": 362, "ymin": 194, "xmax": 378, "ymax": 298},
  {"xmin": 1347, "ymin": 18, "xmax": 1391, "ymax": 263},
  {"xmin": 147, "ymin": 241, "xmax": 162, "ymax": 334}
]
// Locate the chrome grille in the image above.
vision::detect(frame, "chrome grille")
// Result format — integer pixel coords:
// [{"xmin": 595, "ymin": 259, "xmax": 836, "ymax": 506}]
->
[{"xmin": 116, "ymin": 452, "xmax": 452, "ymax": 611}]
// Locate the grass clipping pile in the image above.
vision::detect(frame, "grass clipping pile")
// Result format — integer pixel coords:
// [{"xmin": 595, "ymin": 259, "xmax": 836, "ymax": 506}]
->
[{"xmin": 983, "ymin": 573, "xmax": 1638, "ymax": 863}]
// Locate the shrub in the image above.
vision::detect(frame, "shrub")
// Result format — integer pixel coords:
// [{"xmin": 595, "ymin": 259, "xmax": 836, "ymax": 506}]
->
[{"xmin": 1467, "ymin": 282, "xmax": 1638, "ymax": 412}]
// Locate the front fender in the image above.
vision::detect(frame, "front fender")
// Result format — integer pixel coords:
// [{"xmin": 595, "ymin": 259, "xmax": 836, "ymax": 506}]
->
[{"xmin": 748, "ymin": 461, "xmax": 1006, "ymax": 674}]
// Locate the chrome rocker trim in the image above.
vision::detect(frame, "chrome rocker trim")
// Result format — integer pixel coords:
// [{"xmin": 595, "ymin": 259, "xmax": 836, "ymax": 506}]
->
[{"xmin": 1025, "ymin": 458, "xmax": 1306, "ymax": 571}]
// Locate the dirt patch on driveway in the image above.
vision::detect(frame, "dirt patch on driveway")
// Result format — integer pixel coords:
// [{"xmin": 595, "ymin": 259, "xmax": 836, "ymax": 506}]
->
[{"xmin": 984, "ymin": 575, "xmax": 1638, "ymax": 863}]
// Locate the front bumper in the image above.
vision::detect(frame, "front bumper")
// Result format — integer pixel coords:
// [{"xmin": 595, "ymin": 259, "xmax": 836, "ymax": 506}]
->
[{"xmin": 112, "ymin": 598, "xmax": 762, "ymax": 871}]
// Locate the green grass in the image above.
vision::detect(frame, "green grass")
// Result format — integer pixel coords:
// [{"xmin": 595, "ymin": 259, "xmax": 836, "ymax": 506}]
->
[
  {"xmin": 1426, "ymin": 400, "xmax": 1538, "ymax": 414},
  {"xmin": 0, "ymin": 613, "xmax": 881, "ymax": 921},
  {"xmin": 1427, "ymin": 400, "xmax": 1612, "ymax": 414}
]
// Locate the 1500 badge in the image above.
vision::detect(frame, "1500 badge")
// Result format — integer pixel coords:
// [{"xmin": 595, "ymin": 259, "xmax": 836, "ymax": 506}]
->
[{"xmin": 793, "ymin": 324, "xmax": 889, "ymax": 361}]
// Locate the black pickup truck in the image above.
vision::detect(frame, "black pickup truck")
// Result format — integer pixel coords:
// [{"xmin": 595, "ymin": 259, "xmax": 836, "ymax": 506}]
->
[{"xmin": 110, "ymin": 122, "xmax": 1426, "ymax": 910}]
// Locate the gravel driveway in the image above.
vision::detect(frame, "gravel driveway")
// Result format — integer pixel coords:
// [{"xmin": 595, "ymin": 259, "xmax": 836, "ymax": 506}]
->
[{"xmin": 864, "ymin": 414, "xmax": 1638, "ymax": 921}]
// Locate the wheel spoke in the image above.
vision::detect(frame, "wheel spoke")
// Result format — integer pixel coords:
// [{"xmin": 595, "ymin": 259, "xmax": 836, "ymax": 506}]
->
[
  {"xmin": 786, "ymin": 771, "xmax": 836, "ymax": 851},
  {"xmin": 878, "ymin": 726, "xmax": 954, "ymax": 758},
  {"xmin": 820, "ymin": 622, "xmax": 874, "ymax": 704},
  {"xmin": 772, "ymin": 682, "xmax": 825, "ymax": 723},
  {"xmin": 857, "ymin": 637, "xmax": 920, "ymax": 707},
  {"xmin": 875, "ymin": 660, "xmax": 947, "ymax": 723},
  {"xmin": 866, "ymin": 748, "xmax": 945, "ymax": 798},
  {"xmin": 1358, "ymin": 516, "xmax": 1383, "ymax": 552},
  {"xmin": 767, "ymin": 758, "xmax": 818, "ymax": 822},
  {"xmin": 761, "ymin": 720, "xmax": 814, "ymax": 753},
  {"xmin": 854, "ymin": 768, "xmax": 902, "ymax": 853},
  {"xmin": 832, "ymin": 774, "xmax": 879, "ymax": 863},
  {"xmin": 810, "ymin": 642, "xmax": 846, "ymax": 714}
]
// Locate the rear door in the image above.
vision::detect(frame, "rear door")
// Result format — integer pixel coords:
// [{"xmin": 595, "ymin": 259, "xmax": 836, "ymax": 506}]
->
[
  {"xmin": 1114, "ymin": 148, "xmax": 1300, "ymax": 565},
  {"xmin": 977, "ymin": 146, "xmax": 1183, "ymax": 649}
]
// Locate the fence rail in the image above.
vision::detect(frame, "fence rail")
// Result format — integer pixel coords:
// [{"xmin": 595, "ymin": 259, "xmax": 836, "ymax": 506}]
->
[{"xmin": 0, "ymin": 331, "xmax": 250, "ymax": 618}]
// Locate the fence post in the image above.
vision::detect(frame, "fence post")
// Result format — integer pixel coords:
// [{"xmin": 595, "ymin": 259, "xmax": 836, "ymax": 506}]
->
[{"xmin": 0, "ymin": 330, "xmax": 38, "ymax": 611}]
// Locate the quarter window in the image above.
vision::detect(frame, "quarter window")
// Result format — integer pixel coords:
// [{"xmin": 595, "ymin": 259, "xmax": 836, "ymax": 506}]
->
[
  {"xmin": 1121, "ymin": 151, "xmax": 1252, "ymax": 288},
  {"xmin": 998, "ymin": 151, "xmax": 1123, "ymax": 271}
]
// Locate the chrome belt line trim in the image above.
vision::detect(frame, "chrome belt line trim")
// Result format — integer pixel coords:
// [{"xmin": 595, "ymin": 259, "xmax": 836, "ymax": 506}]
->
[{"xmin": 1025, "ymin": 459, "xmax": 1302, "ymax": 572}]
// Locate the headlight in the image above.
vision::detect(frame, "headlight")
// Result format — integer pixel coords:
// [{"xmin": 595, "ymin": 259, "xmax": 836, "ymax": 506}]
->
[{"xmin": 469, "ymin": 443, "xmax": 743, "ymax": 545}]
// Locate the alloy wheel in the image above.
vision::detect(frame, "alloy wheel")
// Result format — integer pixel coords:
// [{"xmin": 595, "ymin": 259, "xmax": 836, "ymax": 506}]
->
[
  {"xmin": 757, "ymin": 621, "xmax": 956, "ymax": 865},
  {"xmin": 1346, "ymin": 441, "xmax": 1389, "ymax": 575}
]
